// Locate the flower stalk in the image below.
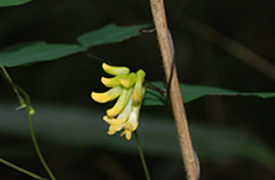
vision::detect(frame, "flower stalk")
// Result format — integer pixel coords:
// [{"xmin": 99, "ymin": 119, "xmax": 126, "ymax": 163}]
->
[{"xmin": 134, "ymin": 132, "xmax": 151, "ymax": 180}]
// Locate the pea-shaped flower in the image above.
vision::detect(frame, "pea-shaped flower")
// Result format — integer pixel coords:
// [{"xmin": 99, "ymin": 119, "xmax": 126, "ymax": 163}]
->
[{"xmin": 91, "ymin": 63, "xmax": 146, "ymax": 140}]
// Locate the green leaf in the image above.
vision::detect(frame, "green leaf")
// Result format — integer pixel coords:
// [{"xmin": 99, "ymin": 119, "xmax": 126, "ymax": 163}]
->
[
  {"xmin": 0, "ymin": 41, "xmax": 85, "ymax": 67},
  {"xmin": 0, "ymin": 0, "xmax": 31, "ymax": 7},
  {"xmin": 0, "ymin": 103, "xmax": 274, "ymax": 171},
  {"xmin": 77, "ymin": 23, "xmax": 149, "ymax": 48},
  {"xmin": 0, "ymin": 24, "xmax": 148, "ymax": 67},
  {"xmin": 144, "ymin": 81, "xmax": 275, "ymax": 105}
]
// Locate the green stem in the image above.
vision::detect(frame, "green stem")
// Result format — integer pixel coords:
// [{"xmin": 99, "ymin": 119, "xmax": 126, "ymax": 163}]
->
[
  {"xmin": 26, "ymin": 111, "xmax": 56, "ymax": 180},
  {"xmin": 84, "ymin": 52, "xmax": 113, "ymax": 65},
  {"xmin": 0, "ymin": 64, "xmax": 25, "ymax": 105},
  {"xmin": 134, "ymin": 132, "xmax": 151, "ymax": 180},
  {"xmin": 0, "ymin": 63, "xmax": 56, "ymax": 180},
  {"xmin": 0, "ymin": 158, "xmax": 48, "ymax": 180}
]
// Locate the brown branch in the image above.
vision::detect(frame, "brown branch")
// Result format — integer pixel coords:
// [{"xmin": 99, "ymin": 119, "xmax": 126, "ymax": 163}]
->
[
  {"xmin": 149, "ymin": 0, "xmax": 198, "ymax": 180},
  {"xmin": 181, "ymin": 15, "xmax": 275, "ymax": 81}
]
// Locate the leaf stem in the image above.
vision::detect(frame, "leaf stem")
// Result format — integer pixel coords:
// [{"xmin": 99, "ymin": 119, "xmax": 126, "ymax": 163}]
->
[
  {"xmin": 134, "ymin": 132, "xmax": 151, "ymax": 180},
  {"xmin": 0, "ymin": 158, "xmax": 48, "ymax": 180}
]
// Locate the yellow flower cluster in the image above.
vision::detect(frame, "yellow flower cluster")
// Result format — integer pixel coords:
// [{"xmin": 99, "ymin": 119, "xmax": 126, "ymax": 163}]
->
[{"xmin": 91, "ymin": 63, "xmax": 146, "ymax": 140}]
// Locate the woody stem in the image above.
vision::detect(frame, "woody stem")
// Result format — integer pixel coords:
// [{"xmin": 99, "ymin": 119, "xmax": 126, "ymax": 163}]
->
[{"xmin": 149, "ymin": 0, "xmax": 198, "ymax": 179}]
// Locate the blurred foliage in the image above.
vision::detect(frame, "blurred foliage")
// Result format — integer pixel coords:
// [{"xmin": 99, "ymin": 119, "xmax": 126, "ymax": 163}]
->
[
  {"xmin": 0, "ymin": 24, "xmax": 147, "ymax": 67},
  {"xmin": 0, "ymin": 0, "xmax": 275, "ymax": 179},
  {"xmin": 0, "ymin": 103, "xmax": 274, "ymax": 170},
  {"xmin": 144, "ymin": 81, "xmax": 275, "ymax": 105}
]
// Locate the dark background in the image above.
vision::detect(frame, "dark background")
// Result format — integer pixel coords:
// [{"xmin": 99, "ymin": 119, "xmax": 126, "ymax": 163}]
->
[{"xmin": 0, "ymin": 0, "xmax": 275, "ymax": 179}]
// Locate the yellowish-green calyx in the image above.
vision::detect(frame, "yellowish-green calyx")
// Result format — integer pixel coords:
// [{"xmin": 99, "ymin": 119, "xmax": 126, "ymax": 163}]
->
[{"xmin": 91, "ymin": 63, "xmax": 146, "ymax": 140}]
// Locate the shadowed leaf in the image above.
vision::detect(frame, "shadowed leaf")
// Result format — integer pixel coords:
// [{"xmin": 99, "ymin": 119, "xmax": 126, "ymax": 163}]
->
[
  {"xmin": 144, "ymin": 81, "xmax": 275, "ymax": 105},
  {"xmin": 77, "ymin": 24, "xmax": 149, "ymax": 48},
  {"xmin": 0, "ymin": 41, "xmax": 85, "ymax": 67}
]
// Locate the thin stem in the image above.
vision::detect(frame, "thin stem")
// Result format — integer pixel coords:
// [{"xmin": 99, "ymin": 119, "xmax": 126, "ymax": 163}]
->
[
  {"xmin": 14, "ymin": 85, "xmax": 56, "ymax": 180},
  {"xmin": 84, "ymin": 52, "xmax": 113, "ymax": 65},
  {"xmin": 0, "ymin": 158, "xmax": 48, "ymax": 180},
  {"xmin": 134, "ymin": 132, "xmax": 151, "ymax": 180},
  {"xmin": 0, "ymin": 63, "xmax": 25, "ymax": 105},
  {"xmin": 26, "ymin": 111, "xmax": 56, "ymax": 180},
  {"xmin": 149, "ymin": 0, "xmax": 198, "ymax": 179},
  {"xmin": 0, "ymin": 64, "xmax": 56, "ymax": 180},
  {"xmin": 144, "ymin": 81, "xmax": 166, "ymax": 96}
]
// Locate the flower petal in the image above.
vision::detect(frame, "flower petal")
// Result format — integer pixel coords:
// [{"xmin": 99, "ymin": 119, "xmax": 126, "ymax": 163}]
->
[
  {"xmin": 120, "ymin": 130, "xmax": 132, "ymax": 140},
  {"xmin": 103, "ymin": 115, "xmax": 127, "ymax": 125},
  {"xmin": 120, "ymin": 72, "xmax": 137, "ymax": 88},
  {"xmin": 91, "ymin": 86, "xmax": 121, "ymax": 103},
  {"xmin": 108, "ymin": 124, "xmax": 124, "ymax": 135},
  {"xmin": 106, "ymin": 88, "xmax": 133, "ymax": 117},
  {"xmin": 124, "ymin": 106, "xmax": 139, "ymax": 131},
  {"xmin": 102, "ymin": 63, "xmax": 130, "ymax": 76},
  {"xmin": 101, "ymin": 74, "xmax": 127, "ymax": 88}
]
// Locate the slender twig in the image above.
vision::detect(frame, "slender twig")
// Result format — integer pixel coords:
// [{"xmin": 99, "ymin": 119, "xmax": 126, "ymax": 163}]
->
[
  {"xmin": 0, "ymin": 158, "xmax": 48, "ymax": 180},
  {"xmin": 0, "ymin": 64, "xmax": 56, "ymax": 180},
  {"xmin": 181, "ymin": 15, "xmax": 275, "ymax": 81},
  {"xmin": 149, "ymin": 1, "xmax": 198, "ymax": 180},
  {"xmin": 134, "ymin": 132, "xmax": 151, "ymax": 180}
]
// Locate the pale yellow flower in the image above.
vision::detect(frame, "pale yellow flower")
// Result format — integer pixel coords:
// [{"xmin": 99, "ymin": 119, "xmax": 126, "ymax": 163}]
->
[{"xmin": 91, "ymin": 63, "xmax": 146, "ymax": 140}]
